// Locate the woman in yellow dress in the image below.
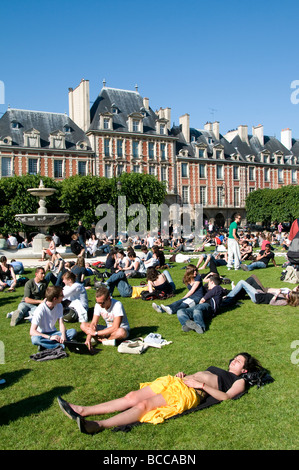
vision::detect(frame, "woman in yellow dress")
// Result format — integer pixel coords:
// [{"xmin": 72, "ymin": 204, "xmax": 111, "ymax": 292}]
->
[{"xmin": 57, "ymin": 353, "xmax": 264, "ymax": 434}]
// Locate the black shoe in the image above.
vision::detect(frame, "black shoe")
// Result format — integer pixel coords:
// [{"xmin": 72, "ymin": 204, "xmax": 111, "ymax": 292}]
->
[{"xmin": 57, "ymin": 396, "xmax": 81, "ymax": 420}]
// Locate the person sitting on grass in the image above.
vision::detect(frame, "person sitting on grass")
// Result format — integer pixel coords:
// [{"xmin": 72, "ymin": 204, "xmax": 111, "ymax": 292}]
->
[
  {"xmin": 84, "ymin": 286, "xmax": 130, "ymax": 350},
  {"xmin": 0, "ymin": 256, "xmax": 17, "ymax": 292},
  {"xmin": 240, "ymin": 243, "xmax": 277, "ymax": 271},
  {"xmin": 102, "ymin": 267, "xmax": 174, "ymax": 299},
  {"xmin": 57, "ymin": 352, "xmax": 265, "ymax": 434},
  {"xmin": 30, "ymin": 286, "xmax": 77, "ymax": 350},
  {"xmin": 221, "ymin": 275, "xmax": 299, "ymax": 307},
  {"xmin": 10, "ymin": 267, "xmax": 48, "ymax": 326},
  {"xmin": 152, "ymin": 264, "xmax": 204, "ymax": 314}
]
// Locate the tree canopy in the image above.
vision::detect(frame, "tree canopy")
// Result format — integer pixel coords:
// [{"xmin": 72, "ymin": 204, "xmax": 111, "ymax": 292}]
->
[
  {"xmin": 245, "ymin": 185, "xmax": 299, "ymax": 225},
  {"xmin": 0, "ymin": 173, "xmax": 167, "ymax": 236}
]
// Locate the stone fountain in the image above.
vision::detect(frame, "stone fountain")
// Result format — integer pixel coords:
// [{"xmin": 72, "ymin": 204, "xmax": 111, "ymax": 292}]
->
[{"xmin": 15, "ymin": 180, "xmax": 69, "ymax": 254}]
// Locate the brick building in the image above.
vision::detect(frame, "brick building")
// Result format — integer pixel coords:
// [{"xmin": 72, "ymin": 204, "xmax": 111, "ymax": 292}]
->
[{"xmin": 0, "ymin": 79, "xmax": 298, "ymax": 228}]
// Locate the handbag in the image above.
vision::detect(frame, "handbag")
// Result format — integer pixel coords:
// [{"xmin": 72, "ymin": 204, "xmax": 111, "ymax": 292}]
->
[{"xmin": 117, "ymin": 338, "xmax": 149, "ymax": 355}]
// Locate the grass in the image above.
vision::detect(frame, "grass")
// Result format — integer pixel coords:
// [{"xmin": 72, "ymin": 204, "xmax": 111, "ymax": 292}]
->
[{"xmin": 0, "ymin": 247, "xmax": 298, "ymax": 450}]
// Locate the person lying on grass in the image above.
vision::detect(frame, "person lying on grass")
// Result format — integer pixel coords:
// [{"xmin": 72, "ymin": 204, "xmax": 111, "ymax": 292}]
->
[
  {"xmin": 57, "ymin": 352, "xmax": 264, "ymax": 434},
  {"xmin": 222, "ymin": 275, "xmax": 299, "ymax": 307}
]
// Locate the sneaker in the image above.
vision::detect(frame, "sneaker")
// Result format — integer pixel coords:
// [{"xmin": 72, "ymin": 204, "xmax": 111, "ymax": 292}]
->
[
  {"xmin": 231, "ymin": 282, "xmax": 235, "ymax": 289},
  {"xmin": 240, "ymin": 264, "xmax": 249, "ymax": 271},
  {"xmin": 6, "ymin": 311, "xmax": 14, "ymax": 318},
  {"xmin": 227, "ymin": 267, "xmax": 232, "ymax": 271},
  {"xmin": 161, "ymin": 305, "xmax": 173, "ymax": 315},
  {"xmin": 101, "ymin": 339, "xmax": 116, "ymax": 346},
  {"xmin": 181, "ymin": 324, "xmax": 192, "ymax": 332},
  {"xmin": 10, "ymin": 310, "xmax": 21, "ymax": 327},
  {"xmin": 152, "ymin": 302, "xmax": 163, "ymax": 313},
  {"xmin": 185, "ymin": 320, "xmax": 204, "ymax": 334}
]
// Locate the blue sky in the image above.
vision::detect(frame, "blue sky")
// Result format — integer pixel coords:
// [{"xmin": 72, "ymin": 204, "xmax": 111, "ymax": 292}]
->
[{"xmin": 1, "ymin": 0, "xmax": 299, "ymax": 139}]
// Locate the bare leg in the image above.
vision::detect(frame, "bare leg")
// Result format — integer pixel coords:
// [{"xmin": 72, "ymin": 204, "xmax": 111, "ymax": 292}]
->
[
  {"xmin": 78, "ymin": 392, "xmax": 167, "ymax": 434},
  {"xmin": 70, "ymin": 386, "xmax": 157, "ymax": 417}
]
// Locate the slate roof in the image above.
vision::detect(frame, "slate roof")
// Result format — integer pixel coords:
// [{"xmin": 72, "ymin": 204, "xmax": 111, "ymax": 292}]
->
[
  {"xmin": 0, "ymin": 108, "xmax": 91, "ymax": 150},
  {"xmin": 89, "ymin": 87, "xmax": 169, "ymax": 136},
  {"xmin": 174, "ymin": 126, "xmax": 238, "ymax": 159}
]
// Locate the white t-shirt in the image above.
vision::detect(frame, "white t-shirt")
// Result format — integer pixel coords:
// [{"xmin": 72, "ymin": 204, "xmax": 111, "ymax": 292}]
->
[
  {"xmin": 31, "ymin": 301, "xmax": 63, "ymax": 333},
  {"xmin": 63, "ymin": 282, "xmax": 89, "ymax": 322},
  {"xmin": 63, "ymin": 282, "xmax": 88, "ymax": 310},
  {"xmin": 94, "ymin": 298, "xmax": 130, "ymax": 331}
]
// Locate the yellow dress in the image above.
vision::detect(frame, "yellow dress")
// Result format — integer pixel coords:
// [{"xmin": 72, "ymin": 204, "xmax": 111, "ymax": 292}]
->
[{"xmin": 139, "ymin": 375, "xmax": 205, "ymax": 424}]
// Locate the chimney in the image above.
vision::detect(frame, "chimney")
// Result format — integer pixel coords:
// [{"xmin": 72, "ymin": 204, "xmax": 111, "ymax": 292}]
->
[
  {"xmin": 281, "ymin": 128, "xmax": 292, "ymax": 150},
  {"xmin": 164, "ymin": 107, "xmax": 171, "ymax": 130},
  {"xmin": 143, "ymin": 97, "xmax": 149, "ymax": 110},
  {"xmin": 252, "ymin": 124, "xmax": 264, "ymax": 146},
  {"xmin": 238, "ymin": 125, "xmax": 248, "ymax": 144},
  {"xmin": 212, "ymin": 121, "xmax": 219, "ymax": 140},
  {"xmin": 204, "ymin": 122, "xmax": 212, "ymax": 132},
  {"xmin": 68, "ymin": 79, "xmax": 90, "ymax": 132},
  {"xmin": 179, "ymin": 113, "xmax": 190, "ymax": 143}
]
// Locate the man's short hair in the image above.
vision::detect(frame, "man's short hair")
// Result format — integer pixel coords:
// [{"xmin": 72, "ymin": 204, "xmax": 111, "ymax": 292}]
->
[
  {"xmin": 208, "ymin": 274, "xmax": 221, "ymax": 285},
  {"xmin": 45, "ymin": 286, "xmax": 63, "ymax": 302},
  {"xmin": 35, "ymin": 267, "xmax": 45, "ymax": 274},
  {"xmin": 95, "ymin": 286, "xmax": 110, "ymax": 300}
]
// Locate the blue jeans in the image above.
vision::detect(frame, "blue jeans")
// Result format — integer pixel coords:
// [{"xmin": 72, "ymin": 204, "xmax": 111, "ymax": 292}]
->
[
  {"xmin": 106, "ymin": 271, "xmax": 133, "ymax": 297},
  {"xmin": 31, "ymin": 328, "xmax": 77, "ymax": 349},
  {"xmin": 226, "ymin": 280, "xmax": 257, "ymax": 302},
  {"xmin": 45, "ymin": 271, "xmax": 64, "ymax": 287},
  {"xmin": 166, "ymin": 294, "xmax": 202, "ymax": 314},
  {"xmin": 17, "ymin": 302, "xmax": 38, "ymax": 322},
  {"xmin": 177, "ymin": 303, "xmax": 213, "ymax": 331},
  {"xmin": 247, "ymin": 262, "xmax": 267, "ymax": 271}
]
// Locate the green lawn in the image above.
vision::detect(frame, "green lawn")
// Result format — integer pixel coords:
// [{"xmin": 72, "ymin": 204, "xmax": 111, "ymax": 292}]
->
[{"xmin": 0, "ymin": 250, "xmax": 298, "ymax": 450}]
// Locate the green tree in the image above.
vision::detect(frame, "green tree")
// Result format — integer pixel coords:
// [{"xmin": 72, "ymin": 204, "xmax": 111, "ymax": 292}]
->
[{"xmin": 245, "ymin": 185, "xmax": 299, "ymax": 225}]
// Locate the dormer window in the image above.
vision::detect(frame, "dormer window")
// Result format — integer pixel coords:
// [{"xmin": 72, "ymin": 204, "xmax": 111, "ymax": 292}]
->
[
  {"xmin": 49, "ymin": 130, "xmax": 66, "ymax": 149},
  {"xmin": 111, "ymin": 103, "xmax": 118, "ymax": 114},
  {"xmin": 64, "ymin": 125, "xmax": 72, "ymax": 133},
  {"xmin": 24, "ymin": 128, "xmax": 41, "ymax": 148},
  {"xmin": 128, "ymin": 113, "xmax": 144, "ymax": 133},
  {"xmin": 11, "ymin": 120, "xmax": 21, "ymax": 129},
  {"xmin": 99, "ymin": 112, "xmax": 113, "ymax": 131},
  {"xmin": 156, "ymin": 117, "xmax": 168, "ymax": 135},
  {"xmin": 195, "ymin": 144, "xmax": 207, "ymax": 159},
  {"xmin": 213, "ymin": 145, "xmax": 224, "ymax": 159}
]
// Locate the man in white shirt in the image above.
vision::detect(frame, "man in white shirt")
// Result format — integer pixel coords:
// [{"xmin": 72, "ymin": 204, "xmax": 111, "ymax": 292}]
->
[
  {"xmin": 30, "ymin": 286, "xmax": 77, "ymax": 350},
  {"xmin": 84, "ymin": 286, "xmax": 130, "ymax": 349},
  {"xmin": 7, "ymin": 233, "xmax": 18, "ymax": 247},
  {"xmin": 62, "ymin": 271, "xmax": 90, "ymax": 333}
]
